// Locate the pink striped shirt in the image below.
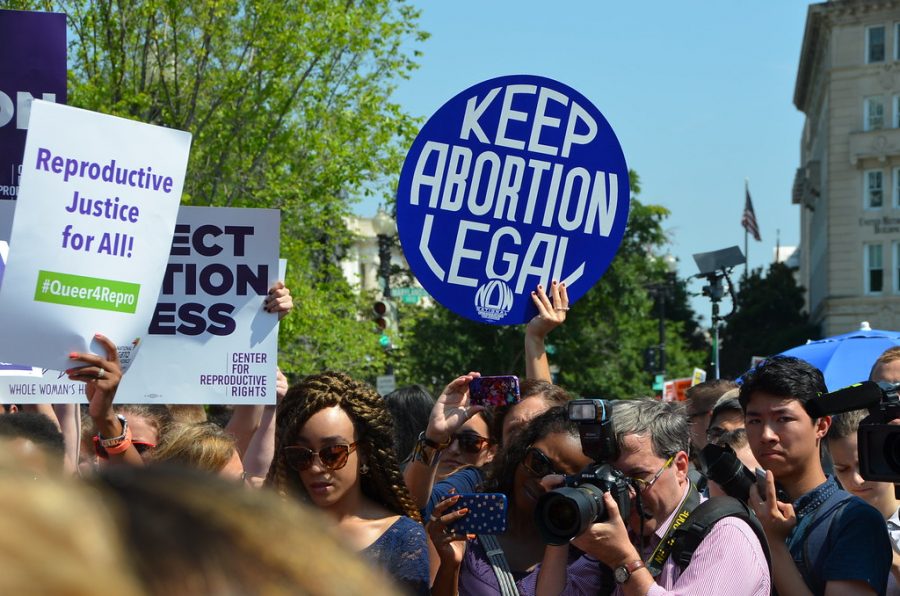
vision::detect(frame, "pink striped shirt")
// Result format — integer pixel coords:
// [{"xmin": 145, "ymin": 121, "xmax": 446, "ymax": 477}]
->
[{"xmin": 616, "ymin": 488, "xmax": 770, "ymax": 596}]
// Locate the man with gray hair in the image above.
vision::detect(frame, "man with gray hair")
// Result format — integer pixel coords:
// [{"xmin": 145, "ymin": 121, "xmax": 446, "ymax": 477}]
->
[{"xmin": 571, "ymin": 398, "xmax": 770, "ymax": 595}]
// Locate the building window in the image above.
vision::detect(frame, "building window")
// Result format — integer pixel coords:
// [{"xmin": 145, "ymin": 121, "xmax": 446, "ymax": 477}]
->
[
  {"xmin": 895, "ymin": 95, "xmax": 900, "ymax": 127},
  {"xmin": 866, "ymin": 243, "xmax": 884, "ymax": 294},
  {"xmin": 895, "ymin": 242, "xmax": 900, "ymax": 293},
  {"xmin": 868, "ymin": 25, "xmax": 886, "ymax": 63},
  {"xmin": 865, "ymin": 170, "xmax": 884, "ymax": 208},
  {"xmin": 896, "ymin": 23, "xmax": 900, "ymax": 59},
  {"xmin": 865, "ymin": 96, "xmax": 886, "ymax": 130},
  {"xmin": 895, "ymin": 168, "xmax": 900, "ymax": 207}
]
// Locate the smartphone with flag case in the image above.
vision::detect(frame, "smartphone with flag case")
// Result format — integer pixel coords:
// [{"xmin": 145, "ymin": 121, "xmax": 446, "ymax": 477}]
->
[
  {"xmin": 468, "ymin": 376, "xmax": 520, "ymax": 407},
  {"xmin": 447, "ymin": 493, "xmax": 508, "ymax": 535}
]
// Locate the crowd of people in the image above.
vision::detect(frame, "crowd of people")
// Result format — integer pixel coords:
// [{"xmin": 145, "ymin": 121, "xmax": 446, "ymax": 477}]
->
[{"xmin": 1, "ymin": 278, "xmax": 899, "ymax": 595}]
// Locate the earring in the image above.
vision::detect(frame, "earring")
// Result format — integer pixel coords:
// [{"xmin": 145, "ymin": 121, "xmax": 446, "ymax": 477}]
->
[{"xmin": 360, "ymin": 463, "xmax": 370, "ymax": 475}]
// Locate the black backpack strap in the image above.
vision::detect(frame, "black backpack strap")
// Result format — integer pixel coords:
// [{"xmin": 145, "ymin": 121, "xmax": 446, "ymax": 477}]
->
[{"xmin": 670, "ymin": 496, "xmax": 772, "ymax": 584}]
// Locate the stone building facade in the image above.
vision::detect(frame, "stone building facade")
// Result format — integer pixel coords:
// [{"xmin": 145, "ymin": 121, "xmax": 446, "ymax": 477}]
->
[{"xmin": 794, "ymin": 0, "xmax": 900, "ymax": 335}]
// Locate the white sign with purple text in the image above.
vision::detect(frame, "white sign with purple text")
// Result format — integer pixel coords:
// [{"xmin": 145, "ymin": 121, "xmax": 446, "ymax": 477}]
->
[
  {"xmin": 396, "ymin": 75, "xmax": 630, "ymax": 325},
  {"xmin": 0, "ymin": 101, "xmax": 191, "ymax": 372},
  {"xmin": 116, "ymin": 206, "xmax": 281, "ymax": 404}
]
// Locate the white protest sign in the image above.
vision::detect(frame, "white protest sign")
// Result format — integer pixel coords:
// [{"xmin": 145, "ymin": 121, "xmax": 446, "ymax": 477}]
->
[
  {"xmin": 0, "ymin": 101, "xmax": 190, "ymax": 372},
  {"xmin": 0, "ymin": 369, "xmax": 84, "ymax": 404},
  {"xmin": 116, "ymin": 206, "xmax": 281, "ymax": 404}
]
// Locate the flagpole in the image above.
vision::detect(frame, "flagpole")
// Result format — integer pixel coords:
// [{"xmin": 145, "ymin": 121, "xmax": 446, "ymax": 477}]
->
[
  {"xmin": 744, "ymin": 227, "xmax": 748, "ymax": 279},
  {"xmin": 776, "ymin": 229, "xmax": 780, "ymax": 264},
  {"xmin": 744, "ymin": 179, "xmax": 749, "ymax": 279}
]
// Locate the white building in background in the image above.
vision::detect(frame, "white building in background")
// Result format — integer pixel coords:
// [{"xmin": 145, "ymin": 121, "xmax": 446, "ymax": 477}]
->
[
  {"xmin": 794, "ymin": 0, "xmax": 900, "ymax": 335},
  {"xmin": 342, "ymin": 214, "xmax": 430, "ymax": 304}
]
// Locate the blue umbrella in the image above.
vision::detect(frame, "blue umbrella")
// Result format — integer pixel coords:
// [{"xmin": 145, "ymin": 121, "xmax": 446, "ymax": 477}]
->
[{"xmin": 777, "ymin": 322, "xmax": 900, "ymax": 391}]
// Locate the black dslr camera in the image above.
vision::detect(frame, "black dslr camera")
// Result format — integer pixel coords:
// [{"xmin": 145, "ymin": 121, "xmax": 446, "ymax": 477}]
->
[
  {"xmin": 807, "ymin": 381, "xmax": 900, "ymax": 481},
  {"xmin": 534, "ymin": 399, "xmax": 631, "ymax": 545}
]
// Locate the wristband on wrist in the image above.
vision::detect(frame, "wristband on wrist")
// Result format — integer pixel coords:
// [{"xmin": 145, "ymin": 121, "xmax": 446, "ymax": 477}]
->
[
  {"xmin": 103, "ymin": 428, "xmax": 133, "ymax": 455},
  {"xmin": 411, "ymin": 432, "xmax": 445, "ymax": 467},
  {"xmin": 421, "ymin": 431, "xmax": 451, "ymax": 450},
  {"xmin": 98, "ymin": 415, "xmax": 129, "ymax": 448}
]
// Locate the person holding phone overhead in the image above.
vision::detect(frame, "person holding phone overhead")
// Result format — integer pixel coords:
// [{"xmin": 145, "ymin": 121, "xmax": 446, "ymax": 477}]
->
[{"xmin": 266, "ymin": 371, "xmax": 429, "ymax": 594}]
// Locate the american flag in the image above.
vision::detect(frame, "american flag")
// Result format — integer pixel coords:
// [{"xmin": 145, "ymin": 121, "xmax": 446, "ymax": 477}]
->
[{"xmin": 742, "ymin": 186, "xmax": 761, "ymax": 242}]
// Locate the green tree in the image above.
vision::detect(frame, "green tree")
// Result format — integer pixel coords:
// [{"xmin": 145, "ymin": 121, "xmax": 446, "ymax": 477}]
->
[
  {"xmin": 11, "ymin": 0, "xmax": 427, "ymax": 378},
  {"xmin": 399, "ymin": 172, "xmax": 708, "ymax": 397},
  {"xmin": 720, "ymin": 262, "xmax": 820, "ymax": 378}
]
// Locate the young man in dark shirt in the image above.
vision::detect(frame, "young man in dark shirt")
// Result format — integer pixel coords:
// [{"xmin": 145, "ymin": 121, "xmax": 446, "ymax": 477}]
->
[{"xmin": 741, "ymin": 356, "xmax": 891, "ymax": 595}]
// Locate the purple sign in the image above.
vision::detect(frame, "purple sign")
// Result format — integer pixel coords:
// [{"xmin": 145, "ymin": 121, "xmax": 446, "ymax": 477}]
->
[{"xmin": 0, "ymin": 9, "xmax": 67, "ymax": 200}]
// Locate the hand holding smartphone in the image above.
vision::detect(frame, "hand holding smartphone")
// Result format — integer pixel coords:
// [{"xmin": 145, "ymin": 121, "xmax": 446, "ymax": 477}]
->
[
  {"xmin": 755, "ymin": 468, "xmax": 768, "ymax": 502},
  {"xmin": 447, "ymin": 493, "xmax": 508, "ymax": 535},
  {"xmin": 468, "ymin": 376, "xmax": 520, "ymax": 407}
]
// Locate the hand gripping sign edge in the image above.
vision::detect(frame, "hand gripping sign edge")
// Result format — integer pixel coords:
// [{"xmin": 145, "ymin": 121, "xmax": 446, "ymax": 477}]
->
[{"xmin": 396, "ymin": 74, "xmax": 630, "ymax": 326}]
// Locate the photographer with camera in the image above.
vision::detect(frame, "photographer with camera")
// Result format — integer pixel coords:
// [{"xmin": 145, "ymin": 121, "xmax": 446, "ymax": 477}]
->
[
  {"xmin": 539, "ymin": 398, "xmax": 770, "ymax": 595},
  {"xmin": 742, "ymin": 356, "xmax": 891, "ymax": 596}
]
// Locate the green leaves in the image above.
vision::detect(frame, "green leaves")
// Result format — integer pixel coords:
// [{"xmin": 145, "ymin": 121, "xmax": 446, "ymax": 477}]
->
[
  {"xmin": 6, "ymin": 0, "xmax": 426, "ymax": 379},
  {"xmin": 720, "ymin": 262, "xmax": 820, "ymax": 378}
]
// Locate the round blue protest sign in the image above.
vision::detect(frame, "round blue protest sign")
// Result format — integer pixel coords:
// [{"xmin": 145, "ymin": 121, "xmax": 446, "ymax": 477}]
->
[{"xmin": 396, "ymin": 75, "xmax": 630, "ymax": 325}]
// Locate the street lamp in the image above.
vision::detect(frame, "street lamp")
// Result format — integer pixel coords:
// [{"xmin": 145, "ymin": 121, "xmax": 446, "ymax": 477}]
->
[
  {"xmin": 649, "ymin": 253, "xmax": 678, "ymax": 382},
  {"xmin": 372, "ymin": 207, "xmax": 397, "ymax": 298}
]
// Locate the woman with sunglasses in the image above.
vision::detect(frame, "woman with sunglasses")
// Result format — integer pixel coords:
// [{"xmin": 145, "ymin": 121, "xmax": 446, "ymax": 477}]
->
[
  {"xmin": 435, "ymin": 408, "xmax": 497, "ymax": 482},
  {"xmin": 426, "ymin": 406, "xmax": 605, "ymax": 596},
  {"xmin": 266, "ymin": 371, "xmax": 429, "ymax": 594}
]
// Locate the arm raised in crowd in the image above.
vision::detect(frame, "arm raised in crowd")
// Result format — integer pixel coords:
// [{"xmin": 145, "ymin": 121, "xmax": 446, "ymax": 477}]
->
[
  {"xmin": 403, "ymin": 372, "xmax": 482, "ymax": 510},
  {"xmin": 227, "ymin": 280, "xmax": 293, "ymax": 455},
  {"xmin": 67, "ymin": 333, "xmax": 143, "ymax": 467},
  {"xmin": 240, "ymin": 367, "xmax": 287, "ymax": 487},
  {"xmin": 524, "ymin": 281, "xmax": 568, "ymax": 382},
  {"xmin": 53, "ymin": 404, "xmax": 79, "ymax": 475}
]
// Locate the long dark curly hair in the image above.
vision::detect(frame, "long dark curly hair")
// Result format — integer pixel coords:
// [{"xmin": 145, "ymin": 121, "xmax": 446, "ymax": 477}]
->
[{"xmin": 265, "ymin": 371, "xmax": 421, "ymax": 523}]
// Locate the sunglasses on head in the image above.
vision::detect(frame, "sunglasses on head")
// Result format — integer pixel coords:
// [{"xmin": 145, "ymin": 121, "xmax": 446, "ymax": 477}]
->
[
  {"xmin": 284, "ymin": 442, "xmax": 358, "ymax": 472},
  {"xmin": 450, "ymin": 432, "xmax": 491, "ymax": 454},
  {"xmin": 522, "ymin": 446, "xmax": 564, "ymax": 478},
  {"xmin": 93, "ymin": 436, "xmax": 156, "ymax": 459}
]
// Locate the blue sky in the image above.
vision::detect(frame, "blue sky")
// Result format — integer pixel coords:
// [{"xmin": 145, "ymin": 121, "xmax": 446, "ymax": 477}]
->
[{"xmin": 361, "ymin": 2, "xmax": 812, "ymax": 321}]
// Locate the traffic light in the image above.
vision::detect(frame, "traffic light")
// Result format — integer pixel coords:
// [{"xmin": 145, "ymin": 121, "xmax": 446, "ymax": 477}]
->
[
  {"xmin": 372, "ymin": 298, "xmax": 397, "ymax": 350},
  {"xmin": 643, "ymin": 347, "xmax": 659, "ymax": 373}
]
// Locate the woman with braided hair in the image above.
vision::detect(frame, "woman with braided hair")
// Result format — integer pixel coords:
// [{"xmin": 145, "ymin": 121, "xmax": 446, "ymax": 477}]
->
[{"xmin": 266, "ymin": 371, "xmax": 429, "ymax": 594}]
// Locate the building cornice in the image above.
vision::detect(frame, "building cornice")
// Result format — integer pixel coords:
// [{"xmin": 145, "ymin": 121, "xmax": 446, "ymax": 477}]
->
[
  {"xmin": 795, "ymin": 3, "xmax": 827, "ymax": 113},
  {"xmin": 795, "ymin": 1, "xmax": 900, "ymax": 111}
]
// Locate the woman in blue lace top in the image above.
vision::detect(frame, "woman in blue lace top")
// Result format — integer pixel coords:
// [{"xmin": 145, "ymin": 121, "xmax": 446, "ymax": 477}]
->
[{"xmin": 267, "ymin": 371, "xmax": 429, "ymax": 594}]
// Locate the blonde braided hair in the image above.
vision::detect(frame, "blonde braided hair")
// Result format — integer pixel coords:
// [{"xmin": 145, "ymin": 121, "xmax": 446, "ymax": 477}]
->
[{"xmin": 265, "ymin": 371, "xmax": 421, "ymax": 523}]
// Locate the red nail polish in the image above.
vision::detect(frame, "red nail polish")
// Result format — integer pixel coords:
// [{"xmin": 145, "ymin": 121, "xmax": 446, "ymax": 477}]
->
[{"xmin": 68, "ymin": 352, "xmax": 78, "ymax": 359}]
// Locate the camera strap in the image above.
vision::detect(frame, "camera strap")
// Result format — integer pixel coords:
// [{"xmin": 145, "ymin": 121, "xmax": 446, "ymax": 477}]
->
[{"xmin": 644, "ymin": 484, "xmax": 700, "ymax": 577}]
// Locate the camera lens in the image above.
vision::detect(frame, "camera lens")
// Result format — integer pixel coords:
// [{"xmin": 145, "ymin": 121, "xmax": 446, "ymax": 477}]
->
[
  {"xmin": 701, "ymin": 443, "xmax": 754, "ymax": 502},
  {"xmin": 535, "ymin": 485, "xmax": 605, "ymax": 545}
]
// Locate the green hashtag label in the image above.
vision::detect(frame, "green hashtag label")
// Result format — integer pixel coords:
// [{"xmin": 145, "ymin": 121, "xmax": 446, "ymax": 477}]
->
[{"xmin": 34, "ymin": 270, "xmax": 140, "ymax": 314}]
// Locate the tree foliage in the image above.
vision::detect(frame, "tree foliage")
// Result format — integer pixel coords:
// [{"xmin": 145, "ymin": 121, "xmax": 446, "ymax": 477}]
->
[
  {"xmin": 10, "ymin": 0, "xmax": 427, "ymax": 378},
  {"xmin": 720, "ymin": 262, "xmax": 820, "ymax": 378},
  {"xmin": 399, "ymin": 172, "xmax": 708, "ymax": 397}
]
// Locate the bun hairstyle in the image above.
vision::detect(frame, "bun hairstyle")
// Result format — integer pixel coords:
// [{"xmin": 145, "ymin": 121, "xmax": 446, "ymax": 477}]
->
[{"xmin": 266, "ymin": 371, "xmax": 421, "ymax": 522}]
